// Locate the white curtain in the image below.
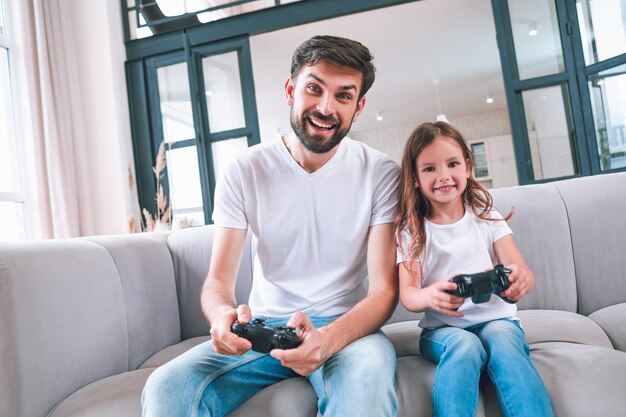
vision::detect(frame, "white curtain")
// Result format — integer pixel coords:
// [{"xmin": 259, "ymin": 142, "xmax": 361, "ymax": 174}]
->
[{"xmin": 13, "ymin": 0, "xmax": 95, "ymax": 238}]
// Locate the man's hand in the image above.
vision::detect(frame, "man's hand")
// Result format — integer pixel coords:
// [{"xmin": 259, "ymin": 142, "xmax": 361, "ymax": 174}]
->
[
  {"xmin": 270, "ymin": 311, "xmax": 330, "ymax": 376},
  {"xmin": 210, "ymin": 304, "xmax": 253, "ymax": 355}
]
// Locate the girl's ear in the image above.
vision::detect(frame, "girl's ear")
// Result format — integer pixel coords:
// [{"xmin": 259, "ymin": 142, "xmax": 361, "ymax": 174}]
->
[{"xmin": 465, "ymin": 158, "xmax": 472, "ymax": 178}]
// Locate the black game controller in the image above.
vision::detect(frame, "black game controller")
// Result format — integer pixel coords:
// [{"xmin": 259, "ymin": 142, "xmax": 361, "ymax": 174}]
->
[
  {"xmin": 231, "ymin": 318, "xmax": 302, "ymax": 353},
  {"xmin": 447, "ymin": 264, "xmax": 515, "ymax": 304}
]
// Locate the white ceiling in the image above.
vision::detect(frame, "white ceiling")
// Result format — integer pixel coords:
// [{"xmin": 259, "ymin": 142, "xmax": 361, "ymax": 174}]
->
[{"xmin": 250, "ymin": 0, "xmax": 508, "ymax": 139}]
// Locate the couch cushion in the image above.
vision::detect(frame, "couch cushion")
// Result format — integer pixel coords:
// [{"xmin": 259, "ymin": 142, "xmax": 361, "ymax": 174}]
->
[
  {"xmin": 86, "ymin": 233, "xmax": 181, "ymax": 370},
  {"xmin": 166, "ymin": 226, "xmax": 254, "ymax": 339},
  {"xmin": 518, "ymin": 309, "xmax": 613, "ymax": 348},
  {"xmin": 382, "ymin": 321, "xmax": 422, "ymax": 357},
  {"xmin": 48, "ymin": 363, "xmax": 318, "ymax": 417},
  {"xmin": 227, "ymin": 378, "xmax": 318, "ymax": 417},
  {"xmin": 588, "ymin": 303, "xmax": 626, "ymax": 351},
  {"xmin": 490, "ymin": 184, "xmax": 577, "ymax": 312},
  {"xmin": 522, "ymin": 342, "xmax": 626, "ymax": 417},
  {"xmin": 555, "ymin": 172, "xmax": 626, "ymax": 316},
  {"xmin": 0, "ymin": 240, "xmax": 129, "ymax": 417},
  {"xmin": 47, "ymin": 369, "xmax": 152, "ymax": 417},
  {"xmin": 395, "ymin": 355, "xmax": 490, "ymax": 417},
  {"xmin": 139, "ymin": 336, "xmax": 210, "ymax": 369}
]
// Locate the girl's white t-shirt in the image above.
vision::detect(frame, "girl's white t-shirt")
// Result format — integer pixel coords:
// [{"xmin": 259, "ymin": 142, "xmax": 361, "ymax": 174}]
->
[
  {"xmin": 398, "ymin": 208, "xmax": 517, "ymax": 329},
  {"xmin": 213, "ymin": 137, "xmax": 400, "ymax": 318}
]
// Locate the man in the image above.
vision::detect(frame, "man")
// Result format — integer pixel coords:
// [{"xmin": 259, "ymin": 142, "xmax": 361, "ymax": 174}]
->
[{"xmin": 142, "ymin": 35, "xmax": 400, "ymax": 417}]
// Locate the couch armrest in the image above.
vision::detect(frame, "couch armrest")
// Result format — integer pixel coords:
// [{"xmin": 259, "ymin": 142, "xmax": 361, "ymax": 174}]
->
[{"xmin": 588, "ymin": 303, "xmax": 626, "ymax": 352}]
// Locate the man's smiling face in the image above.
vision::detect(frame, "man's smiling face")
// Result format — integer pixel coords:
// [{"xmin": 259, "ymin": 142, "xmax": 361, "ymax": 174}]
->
[{"xmin": 286, "ymin": 59, "xmax": 365, "ymax": 154}]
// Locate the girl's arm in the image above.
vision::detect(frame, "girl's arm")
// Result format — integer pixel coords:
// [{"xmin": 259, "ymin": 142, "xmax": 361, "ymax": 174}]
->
[
  {"xmin": 493, "ymin": 234, "xmax": 535, "ymax": 301},
  {"xmin": 399, "ymin": 261, "xmax": 464, "ymax": 317}
]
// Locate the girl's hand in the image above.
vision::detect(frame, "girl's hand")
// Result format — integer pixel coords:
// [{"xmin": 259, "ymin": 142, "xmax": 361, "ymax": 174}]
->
[
  {"xmin": 425, "ymin": 280, "xmax": 465, "ymax": 317},
  {"xmin": 502, "ymin": 263, "xmax": 534, "ymax": 301}
]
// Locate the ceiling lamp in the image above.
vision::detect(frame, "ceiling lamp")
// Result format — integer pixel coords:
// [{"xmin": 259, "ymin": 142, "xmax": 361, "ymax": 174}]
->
[
  {"xmin": 528, "ymin": 21, "xmax": 538, "ymax": 37},
  {"xmin": 432, "ymin": 78, "xmax": 449, "ymax": 123}
]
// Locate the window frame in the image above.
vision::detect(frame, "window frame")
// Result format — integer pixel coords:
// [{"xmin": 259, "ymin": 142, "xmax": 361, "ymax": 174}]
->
[
  {"xmin": 491, "ymin": 0, "xmax": 626, "ymax": 184},
  {"xmin": 0, "ymin": 0, "xmax": 30, "ymax": 240}
]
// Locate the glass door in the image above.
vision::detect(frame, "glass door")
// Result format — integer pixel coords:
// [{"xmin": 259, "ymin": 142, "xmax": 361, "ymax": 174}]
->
[
  {"xmin": 189, "ymin": 37, "xmax": 260, "ymax": 224},
  {"xmin": 492, "ymin": 0, "xmax": 586, "ymax": 183},
  {"xmin": 493, "ymin": 0, "xmax": 626, "ymax": 183},
  {"xmin": 145, "ymin": 36, "xmax": 259, "ymax": 228}
]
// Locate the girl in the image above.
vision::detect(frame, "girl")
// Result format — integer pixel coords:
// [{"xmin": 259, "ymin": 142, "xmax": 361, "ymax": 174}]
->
[{"xmin": 395, "ymin": 122, "xmax": 553, "ymax": 417}]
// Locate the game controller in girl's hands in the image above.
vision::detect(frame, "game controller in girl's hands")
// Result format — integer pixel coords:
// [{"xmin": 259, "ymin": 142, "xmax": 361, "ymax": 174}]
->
[{"xmin": 447, "ymin": 264, "xmax": 515, "ymax": 304}]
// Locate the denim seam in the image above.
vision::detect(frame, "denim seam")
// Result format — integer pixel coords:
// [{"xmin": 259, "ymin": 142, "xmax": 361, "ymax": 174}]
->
[{"xmin": 191, "ymin": 353, "xmax": 267, "ymax": 417}]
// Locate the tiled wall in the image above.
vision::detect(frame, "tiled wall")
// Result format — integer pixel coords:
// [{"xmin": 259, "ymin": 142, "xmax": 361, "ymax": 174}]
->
[{"xmin": 350, "ymin": 109, "xmax": 512, "ymax": 165}]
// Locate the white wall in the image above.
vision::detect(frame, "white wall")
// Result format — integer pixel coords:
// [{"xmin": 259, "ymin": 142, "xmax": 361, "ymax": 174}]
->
[{"xmin": 350, "ymin": 109, "xmax": 519, "ymax": 188}]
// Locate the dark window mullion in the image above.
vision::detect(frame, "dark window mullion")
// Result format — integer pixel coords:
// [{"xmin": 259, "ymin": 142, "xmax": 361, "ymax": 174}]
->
[
  {"xmin": 511, "ymin": 72, "xmax": 570, "ymax": 92},
  {"xmin": 239, "ymin": 37, "xmax": 261, "ymax": 148},
  {"xmin": 491, "ymin": 0, "xmax": 534, "ymax": 184},
  {"xmin": 553, "ymin": 0, "xmax": 591, "ymax": 177},
  {"xmin": 206, "ymin": 127, "xmax": 254, "ymax": 142},
  {"xmin": 186, "ymin": 31, "xmax": 214, "ymax": 226}
]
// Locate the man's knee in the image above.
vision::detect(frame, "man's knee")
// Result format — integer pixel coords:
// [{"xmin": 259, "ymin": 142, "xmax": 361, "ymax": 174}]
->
[{"xmin": 332, "ymin": 333, "xmax": 396, "ymax": 381}]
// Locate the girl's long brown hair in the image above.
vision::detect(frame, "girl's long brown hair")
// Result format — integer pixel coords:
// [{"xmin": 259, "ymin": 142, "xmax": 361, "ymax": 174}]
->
[{"xmin": 394, "ymin": 121, "xmax": 512, "ymax": 278}]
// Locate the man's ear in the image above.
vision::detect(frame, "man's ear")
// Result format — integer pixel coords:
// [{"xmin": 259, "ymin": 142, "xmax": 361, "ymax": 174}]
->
[
  {"xmin": 285, "ymin": 77, "xmax": 295, "ymax": 106},
  {"xmin": 351, "ymin": 96, "xmax": 366, "ymax": 123}
]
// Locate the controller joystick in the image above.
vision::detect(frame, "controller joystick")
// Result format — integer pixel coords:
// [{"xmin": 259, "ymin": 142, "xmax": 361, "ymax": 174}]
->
[
  {"xmin": 231, "ymin": 318, "xmax": 302, "ymax": 353},
  {"xmin": 447, "ymin": 264, "xmax": 515, "ymax": 304}
]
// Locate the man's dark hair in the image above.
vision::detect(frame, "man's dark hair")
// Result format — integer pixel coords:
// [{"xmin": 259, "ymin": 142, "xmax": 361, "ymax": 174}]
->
[{"xmin": 290, "ymin": 35, "xmax": 376, "ymax": 100}]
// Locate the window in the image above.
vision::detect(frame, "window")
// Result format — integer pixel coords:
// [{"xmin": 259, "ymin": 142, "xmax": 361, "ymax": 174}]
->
[
  {"xmin": 122, "ymin": 0, "xmax": 305, "ymax": 41},
  {"xmin": 0, "ymin": 0, "xmax": 27, "ymax": 240},
  {"xmin": 493, "ymin": 0, "xmax": 626, "ymax": 183},
  {"xmin": 470, "ymin": 141, "xmax": 490, "ymax": 179}
]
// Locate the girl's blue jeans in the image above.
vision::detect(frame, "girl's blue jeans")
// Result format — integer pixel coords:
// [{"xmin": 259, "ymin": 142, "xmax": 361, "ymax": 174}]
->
[
  {"xmin": 141, "ymin": 316, "xmax": 398, "ymax": 417},
  {"xmin": 419, "ymin": 318, "xmax": 554, "ymax": 417}
]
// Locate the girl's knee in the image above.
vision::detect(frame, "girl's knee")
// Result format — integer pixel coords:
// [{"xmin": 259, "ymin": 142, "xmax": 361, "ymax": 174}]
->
[{"xmin": 447, "ymin": 332, "xmax": 487, "ymax": 365}]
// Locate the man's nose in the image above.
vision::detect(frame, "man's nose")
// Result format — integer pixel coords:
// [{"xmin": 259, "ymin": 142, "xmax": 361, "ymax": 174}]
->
[{"xmin": 316, "ymin": 94, "xmax": 335, "ymax": 116}]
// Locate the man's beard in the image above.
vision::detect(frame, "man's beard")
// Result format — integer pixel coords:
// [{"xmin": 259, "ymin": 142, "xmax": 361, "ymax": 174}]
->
[{"xmin": 290, "ymin": 108, "xmax": 352, "ymax": 154}]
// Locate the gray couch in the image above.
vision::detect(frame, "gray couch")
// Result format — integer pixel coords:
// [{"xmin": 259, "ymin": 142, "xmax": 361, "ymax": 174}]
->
[{"xmin": 2, "ymin": 172, "xmax": 626, "ymax": 417}]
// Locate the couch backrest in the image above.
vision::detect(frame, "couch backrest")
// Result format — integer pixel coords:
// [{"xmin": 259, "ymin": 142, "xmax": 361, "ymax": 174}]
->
[
  {"xmin": 166, "ymin": 226, "xmax": 254, "ymax": 339},
  {"xmin": 0, "ymin": 233, "xmax": 179, "ymax": 417},
  {"xmin": 85, "ymin": 234, "xmax": 181, "ymax": 369},
  {"xmin": 554, "ymin": 172, "xmax": 626, "ymax": 315},
  {"xmin": 168, "ymin": 172, "xmax": 626, "ymax": 331},
  {"xmin": 0, "ymin": 240, "xmax": 129, "ymax": 417},
  {"xmin": 491, "ymin": 171, "xmax": 626, "ymax": 315},
  {"xmin": 490, "ymin": 181, "xmax": 578, "ymax": 312}
]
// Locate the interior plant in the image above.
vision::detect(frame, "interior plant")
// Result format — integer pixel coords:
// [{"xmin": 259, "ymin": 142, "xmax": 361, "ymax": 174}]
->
[{"xmin": 128, "ymin": 141, "xmax": 172, "ymax": 233}]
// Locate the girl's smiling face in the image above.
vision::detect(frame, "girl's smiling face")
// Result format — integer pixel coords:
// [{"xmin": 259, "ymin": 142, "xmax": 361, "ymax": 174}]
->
[{"xmin": 414, "ymin": 135, "xmax": 471, "ymax": 212}]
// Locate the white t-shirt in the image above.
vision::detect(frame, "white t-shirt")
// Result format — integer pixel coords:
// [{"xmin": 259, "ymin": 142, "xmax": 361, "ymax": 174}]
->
[
  {"xmin": 213, "ymin": 137, "xmax": 400, "ymax": 318},
  {"xmin": 397, "ymin": 208, "xmax": 516, "ymax": 329}
]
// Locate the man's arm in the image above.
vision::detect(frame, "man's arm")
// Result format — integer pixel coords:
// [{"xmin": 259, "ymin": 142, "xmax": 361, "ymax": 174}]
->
[
  {"xmin": 271, "ymin": 222, "xmax": 398, "ymax": 375},
  {"xmin": 201, "ymin": 226, "xmax": 253, "ymax": 355}
]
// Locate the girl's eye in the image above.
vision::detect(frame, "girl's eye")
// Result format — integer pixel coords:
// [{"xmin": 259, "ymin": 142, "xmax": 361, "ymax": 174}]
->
[
  {"xmin": 423, "ymin": 167, "xmax": 434, "ymax": 172},
  {"xmin": 449, "ymin": 161, "xmax": 460, "ymax": 168}
]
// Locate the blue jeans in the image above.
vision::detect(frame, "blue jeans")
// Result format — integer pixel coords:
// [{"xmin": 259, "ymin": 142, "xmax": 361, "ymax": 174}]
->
[
  {"xmin": 142, "ymin": 316, "xmax": 398, "ymax": 417},
  {"xmin": 419, "ymin": 319, "xmax": 553, "ymax": 417}
]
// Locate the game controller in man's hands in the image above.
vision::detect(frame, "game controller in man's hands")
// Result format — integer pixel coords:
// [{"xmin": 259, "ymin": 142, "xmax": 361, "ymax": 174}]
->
[
  {"xmin": 231, "ymin": 318, "xmax": 302, "ymax": 353},
  {"xmin": 447, "ymin": 264, "xmax": 515, "ymax": 304}
]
